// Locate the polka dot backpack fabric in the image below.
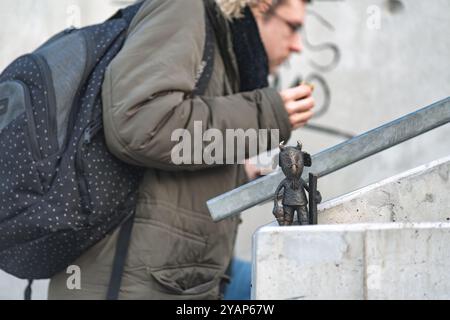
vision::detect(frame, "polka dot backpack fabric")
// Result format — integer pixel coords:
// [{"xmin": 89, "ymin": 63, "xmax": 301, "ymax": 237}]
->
[{"xmin": 0, "ymin": 3, "xmax": 144, "ymax": 280}]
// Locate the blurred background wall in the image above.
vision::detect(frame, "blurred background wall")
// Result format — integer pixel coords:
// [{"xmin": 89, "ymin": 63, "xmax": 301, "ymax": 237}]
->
[{"xmin": 1, "ymin": 0, "xmax": 449, "ymax": 299}]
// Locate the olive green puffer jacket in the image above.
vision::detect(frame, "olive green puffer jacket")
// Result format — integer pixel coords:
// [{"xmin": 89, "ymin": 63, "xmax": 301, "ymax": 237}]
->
[{"xmin": 48, "ymin": 0, "xmax": 291, "ymax": 300}]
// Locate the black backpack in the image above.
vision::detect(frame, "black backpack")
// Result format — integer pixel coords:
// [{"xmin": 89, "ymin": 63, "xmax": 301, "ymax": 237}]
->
[{"xmin": 0, "ymin": 1, "xmax": 215, "ymax": 299}]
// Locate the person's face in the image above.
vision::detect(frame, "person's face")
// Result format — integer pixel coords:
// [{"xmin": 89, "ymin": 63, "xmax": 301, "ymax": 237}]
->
[{"xmin": 254, "ymin": 0, "xmax": 305, "ymax": 74}]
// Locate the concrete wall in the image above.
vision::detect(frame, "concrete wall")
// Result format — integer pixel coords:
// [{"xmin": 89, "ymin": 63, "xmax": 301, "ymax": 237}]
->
[
  {"xmin": 0, "ymin": 0, "xmax": 128, "ymax": 70},
  {"xmin": 253, "ymin": 222, "xmax": 450, "ymax": 300},
  {"xmin": 252, "ymin": 157, "xmax": 450, "ymax": 299},
  {"xmin": 318, "ymin": 155, "xmax": 450, "ymax": 224}
]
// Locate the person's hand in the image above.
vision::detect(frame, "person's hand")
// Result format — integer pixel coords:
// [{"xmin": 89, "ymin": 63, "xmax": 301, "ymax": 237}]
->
[
  {"xmin": 279, "ymin": 84, "xmax": 315, "ymax": 130},
  {"xmin": 244, "ymin": 159, "xmax": 262, "ymax": 181}
]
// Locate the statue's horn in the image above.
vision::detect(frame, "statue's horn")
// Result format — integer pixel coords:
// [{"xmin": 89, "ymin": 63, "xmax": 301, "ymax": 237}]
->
[
  {"xmin": 297, "ymin": 141, "xmax": 303, "ymax": 150},
  {"xmin": 279, "ymin": 141, "xmax": 286, "ymax": 151}
]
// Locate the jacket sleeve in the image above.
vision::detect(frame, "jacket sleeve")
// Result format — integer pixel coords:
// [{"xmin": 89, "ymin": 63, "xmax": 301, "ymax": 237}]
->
[{"xmin": 102, "ymin": 0, "xmax": 291, "ymax": 171}]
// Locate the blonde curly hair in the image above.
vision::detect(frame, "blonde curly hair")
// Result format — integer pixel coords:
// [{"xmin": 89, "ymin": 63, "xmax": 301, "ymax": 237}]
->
[{"xmin": 216, "ymin": 0, "xmax": 273, "ymax": 19}]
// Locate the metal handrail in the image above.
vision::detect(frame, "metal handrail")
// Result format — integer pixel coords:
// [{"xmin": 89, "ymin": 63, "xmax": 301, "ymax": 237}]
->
[{"xmin": 207, "ymin": 96, "xmax": 450, "ymax": 222}]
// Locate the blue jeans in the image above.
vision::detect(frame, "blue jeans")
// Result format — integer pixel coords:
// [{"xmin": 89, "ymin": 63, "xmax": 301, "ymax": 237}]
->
[{"xmin": 223, "ymin": 258, "xmax": 251, "ymax": 300}]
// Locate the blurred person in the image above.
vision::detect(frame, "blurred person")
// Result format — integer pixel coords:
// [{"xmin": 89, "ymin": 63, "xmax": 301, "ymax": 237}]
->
[{"xmin": 48, "ymin": 0, "xmax": 313, "ymax": 300}]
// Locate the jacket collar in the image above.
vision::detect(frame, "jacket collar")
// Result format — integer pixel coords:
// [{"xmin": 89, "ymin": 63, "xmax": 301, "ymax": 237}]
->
[{"xmin": 205, "ymin": 0, "xmax": 241, "ymax": 92}]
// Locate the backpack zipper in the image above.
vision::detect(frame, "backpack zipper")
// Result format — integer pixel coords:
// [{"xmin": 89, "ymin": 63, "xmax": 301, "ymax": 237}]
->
[
  {"xmin": 75, "ymin": 120, "xmax": 103, "ymax": 215},
  {"xmin": 30, "ymin": 53, "xmax": 59, "ymax": 155},
  {"xmin": 63, "ymin": 30, "xmax": 92, "ymax": 152},
  {"xmin": 84, "ymin": 120, "xmax": 103, "ymax": 144},
  {"xmin": 16, "ymin": 80, "xmax": 42, "ymax": 161}
]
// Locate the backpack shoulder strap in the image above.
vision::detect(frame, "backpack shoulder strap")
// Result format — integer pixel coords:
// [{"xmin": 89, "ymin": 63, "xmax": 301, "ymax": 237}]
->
[
  {"xmin": 203, "ymin": 0, "xmax": 240, "ymax": 93},
  {"xmin": 106, "ymin": 212, "xmax": 135, "ymax": 300},
  {"xmin": 192, "ymin": 1, "xmax": 216, "ymax": 96}
]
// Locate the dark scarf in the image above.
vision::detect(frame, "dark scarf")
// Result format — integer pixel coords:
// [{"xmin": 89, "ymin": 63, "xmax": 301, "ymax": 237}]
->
[{"xmin": 230, "ymin": 7, "xmax": 269, "ymax": 92}]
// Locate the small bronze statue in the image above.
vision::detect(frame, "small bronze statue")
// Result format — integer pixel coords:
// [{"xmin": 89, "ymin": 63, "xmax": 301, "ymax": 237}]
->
[{"xmin": 273, "ymin": 141, "xmax": 322, "ymax": 226}]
